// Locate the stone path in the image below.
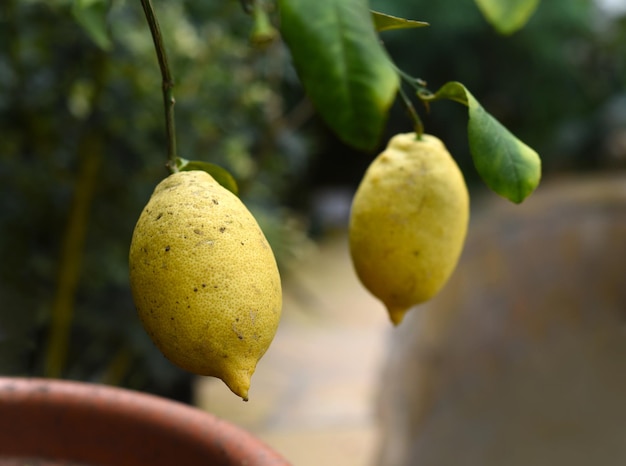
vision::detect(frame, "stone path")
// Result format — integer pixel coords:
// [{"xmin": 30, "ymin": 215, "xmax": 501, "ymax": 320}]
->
[{"xmin": 194, "ymin": 232, "xmax": 393, "ymax": 466}]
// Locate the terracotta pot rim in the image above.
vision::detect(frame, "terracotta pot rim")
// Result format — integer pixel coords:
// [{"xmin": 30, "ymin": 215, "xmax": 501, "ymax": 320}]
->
[{"xmin": 0, "ymin": 377, "xmax": 290, "ymax": 466}]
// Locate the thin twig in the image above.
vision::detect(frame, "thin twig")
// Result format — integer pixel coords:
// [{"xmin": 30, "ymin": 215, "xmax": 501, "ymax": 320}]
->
[
  {"xmin": 140, "ymin": 0, "xmax": 178, "ymax": 172},
  {"xmin": 398, "ymin": 85, "xmax": 424, "ymax": 138}
]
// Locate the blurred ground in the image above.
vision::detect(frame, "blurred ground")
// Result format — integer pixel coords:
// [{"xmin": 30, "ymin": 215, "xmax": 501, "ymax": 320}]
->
[{"xmin": 194, "ymin": 231, "xmax": 392, "ymax": 466}]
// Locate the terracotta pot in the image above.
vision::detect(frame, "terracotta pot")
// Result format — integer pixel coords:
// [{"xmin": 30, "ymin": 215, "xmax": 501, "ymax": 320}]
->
[{"xmin": 0, "ymin": 377, "xmax": 290, "ymax": 466}]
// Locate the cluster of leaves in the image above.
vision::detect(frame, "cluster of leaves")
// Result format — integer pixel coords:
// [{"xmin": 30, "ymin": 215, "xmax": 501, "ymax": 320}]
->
[
  {"xmin": 276, "ymin": 0, "xmax": 542, "ymax": 203},
  {"xmin": 278, "ymin": 0, "xmax": 625, "ymax": 202}
]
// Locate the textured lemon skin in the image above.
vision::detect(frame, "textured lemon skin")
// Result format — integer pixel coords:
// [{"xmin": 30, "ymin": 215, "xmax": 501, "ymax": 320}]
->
[
  {"xmin": 129, "ymin": 170, "xmax": 282, "ymax": 400},
  {"xmin": 349, "ymin": 133, "xmax": 469, "ymax": 325}
]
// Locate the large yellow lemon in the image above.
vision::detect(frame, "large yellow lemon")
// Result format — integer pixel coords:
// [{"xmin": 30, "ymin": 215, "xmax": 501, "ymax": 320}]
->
[
  {"xmin": 349, "ymin": 133, "xmax": 469, "ymax": 325},
  {"xmin": 129, "ymin": 170, "xmax": 282, "ymax": 400}
]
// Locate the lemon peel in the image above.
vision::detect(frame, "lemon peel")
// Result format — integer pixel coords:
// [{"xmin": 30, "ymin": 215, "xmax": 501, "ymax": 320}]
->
[
  {"xmin": 349, "ymin": 133, "xmax": 469, "ymax": 325},
  {"xmin": 129, "ymin": 170, "xmax": 282, "ymax": 400}
]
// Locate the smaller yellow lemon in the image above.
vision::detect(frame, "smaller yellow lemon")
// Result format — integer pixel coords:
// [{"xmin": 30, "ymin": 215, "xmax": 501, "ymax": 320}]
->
[
  {"xmin": 129, "ymin": 170, "xmax": 282, "ymax": 400},
  {"xmin": 349, "ymin": 133, "xmax": 469, "ymax": 325}
]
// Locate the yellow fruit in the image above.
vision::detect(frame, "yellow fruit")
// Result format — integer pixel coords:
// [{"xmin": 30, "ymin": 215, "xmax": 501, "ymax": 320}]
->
[
  {"xmin": 349, "ymin": 133, "xmax": 469, "ymax": 325},
  {"xmin": 129, "ymin": 170, "xmax": 282, "ymax": 401}
]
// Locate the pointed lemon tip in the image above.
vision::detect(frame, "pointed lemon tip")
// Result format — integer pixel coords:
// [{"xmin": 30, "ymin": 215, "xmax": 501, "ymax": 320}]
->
[
  {"xmin": 220, "ymin": 368, "xmax": 253, "ymax": 401},
  {"xmin": 387, "ymin": 306, "xmax": 409, "ymax": 326},
  {"xmin": 225, "ymin": 378, "xmax": 250, "ymax": 401}
]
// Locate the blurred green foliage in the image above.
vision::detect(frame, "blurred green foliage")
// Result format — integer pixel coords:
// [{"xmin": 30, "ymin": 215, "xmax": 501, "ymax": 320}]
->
[{"xmin": 0, "ymin": 0, "xmax": 311, "ymax": 399}]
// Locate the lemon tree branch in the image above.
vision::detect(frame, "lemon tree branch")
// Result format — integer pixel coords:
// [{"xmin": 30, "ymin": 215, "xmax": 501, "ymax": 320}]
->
[{"xmin": 140, "ymin": 0, "xmax": 178, "ymax": 172}]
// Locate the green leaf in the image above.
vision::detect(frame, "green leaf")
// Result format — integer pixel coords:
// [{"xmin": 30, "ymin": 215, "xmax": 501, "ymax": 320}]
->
[
  {"xmin": 371, "ymin": 10, "xmax": 429, "ymax": 32},
  {"xmin": 422, "ymin": 81, "xmax": 541, "ymax": 203},
  {"xmin": 175, "ymin": 158, "xmax": 239, "ymax": 196},
  {"xmin": 71, "ymin": 0, "xmax": 113, "ymax": 50},
  {"xmin": 474, "ymin": 0, "xmax": 540, "ymax": 35},
  {"xmin": 278, "ymin": 0, "xmax": 399, "ymax": 151}
]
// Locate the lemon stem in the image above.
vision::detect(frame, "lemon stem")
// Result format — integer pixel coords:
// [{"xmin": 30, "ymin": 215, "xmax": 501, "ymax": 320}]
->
[
  {"xmin": 398, "ymin": 85, "xmax": 424, "ymax": 138},
  {"xmin": 140, "ymin": 0, "xmax": 178, "ymax": 173},
  {"xmin": 250, "ymin": 1, "xmax": 278, "ymax": 46},
  {"xmin": 390, "ymin": 63, "xmax": 432, "ymax": 139}
]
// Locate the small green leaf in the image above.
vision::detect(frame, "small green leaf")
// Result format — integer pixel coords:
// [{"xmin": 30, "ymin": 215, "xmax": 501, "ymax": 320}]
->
[
  {"xmin": 474, "ymin": 0, "xmax": 540, "ymax": 35},
  {"xmin": 278, "ymin": 0, "xmax": 399, "ymax": 151},
  {"xmin": 422, "ymin": 81, "xmax": 541, "ymax": 203},
  {"xmin": 175, "ymin": 158, "xmax": 239, "ymax": 196},
  {"xmin": 371, "ymin": 11, "xmax": 429, "ymax": 32},
  {"xmin": 71, "ymin": 0, "xmax": 112, "ymax": 51}
]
